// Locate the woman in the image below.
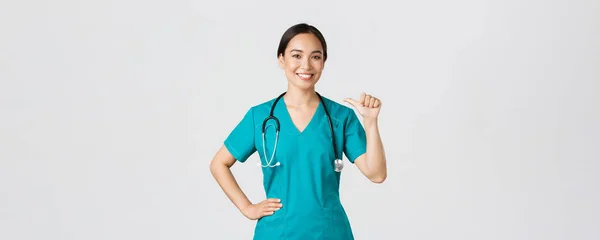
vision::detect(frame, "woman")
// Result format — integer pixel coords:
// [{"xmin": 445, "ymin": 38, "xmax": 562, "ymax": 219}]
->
[{"xmin": 209, "ymin": 23, "xmax": 387, "ymax": 240}]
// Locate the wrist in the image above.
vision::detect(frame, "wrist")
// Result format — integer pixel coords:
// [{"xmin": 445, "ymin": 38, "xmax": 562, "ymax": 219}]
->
[
  {"xmin": 363, "ymin": 117, "xmax": 378, "ymax": 128},
  {"xmin": 239, "ymin": 201, "xmax": 252, "ymax": 213}
]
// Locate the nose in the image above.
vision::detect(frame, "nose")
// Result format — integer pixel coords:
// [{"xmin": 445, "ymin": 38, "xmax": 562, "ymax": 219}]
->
[{"xmin": 300, "ymin": 57, "xmax": 312, "ymax": 70}]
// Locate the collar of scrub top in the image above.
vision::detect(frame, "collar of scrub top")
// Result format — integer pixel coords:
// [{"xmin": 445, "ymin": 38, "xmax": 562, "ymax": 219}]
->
[{"xmin": 258, "ymin": 91, "xmax": 342, "ymax": 172}]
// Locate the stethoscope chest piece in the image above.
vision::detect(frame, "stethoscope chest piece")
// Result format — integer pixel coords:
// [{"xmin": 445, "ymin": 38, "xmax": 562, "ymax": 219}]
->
[{"xmin": 333, "ymin": 159, "xmax": 344, "ymax": 172}]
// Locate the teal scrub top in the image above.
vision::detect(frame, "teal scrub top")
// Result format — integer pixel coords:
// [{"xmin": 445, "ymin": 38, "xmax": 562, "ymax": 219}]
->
[{"xmin": 224, "ymin": 94, "xmax": 367, "ymax": 240}]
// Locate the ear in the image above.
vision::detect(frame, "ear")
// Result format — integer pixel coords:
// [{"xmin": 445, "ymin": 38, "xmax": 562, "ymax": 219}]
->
[{"xmin": 278, "ymin": 54, "xmax": 285, "ymax": 69}]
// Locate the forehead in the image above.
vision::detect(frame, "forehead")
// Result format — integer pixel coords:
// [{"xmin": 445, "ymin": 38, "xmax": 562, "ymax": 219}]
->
[{"xmin": 286, "ymin": 33, "xmax": 323, "ymax": 51}]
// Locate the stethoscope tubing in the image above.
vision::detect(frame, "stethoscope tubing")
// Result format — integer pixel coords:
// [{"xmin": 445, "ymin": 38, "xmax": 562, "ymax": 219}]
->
[{"xmin": 259, "ymin": 92, "xmax": 341, "ymax": 171}]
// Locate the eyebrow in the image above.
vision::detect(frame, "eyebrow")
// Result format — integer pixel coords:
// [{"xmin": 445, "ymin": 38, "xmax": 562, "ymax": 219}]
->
[{"xmin": 290, "ymin": 49, "xmax": 323, "ymax": 54}]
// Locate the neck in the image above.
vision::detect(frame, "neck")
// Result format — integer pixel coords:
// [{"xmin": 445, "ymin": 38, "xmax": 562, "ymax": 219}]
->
[{"xmin": 284, "ymin": 85, "xmax": 318, "ymax": 107}]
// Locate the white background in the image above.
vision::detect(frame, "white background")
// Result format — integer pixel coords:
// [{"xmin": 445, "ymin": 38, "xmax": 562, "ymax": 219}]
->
[{"xmin": 1, "ymin": 0, "xmax": 599, "ymax": 239}]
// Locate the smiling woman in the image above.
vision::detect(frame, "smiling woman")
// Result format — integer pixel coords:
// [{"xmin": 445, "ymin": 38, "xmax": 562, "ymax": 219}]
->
[
  {"xmin": 209, "ymin": 23, "xmax": 388, "ymax": 240},
  {"xmin": 277, "ymin": 24, "xmax": 327, "ymax": 90}
]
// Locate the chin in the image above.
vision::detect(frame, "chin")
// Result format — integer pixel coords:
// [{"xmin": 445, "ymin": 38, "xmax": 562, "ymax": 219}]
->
[{"xmin": 292, "ymin": 79, "xmax": 318, "ymax": 90}]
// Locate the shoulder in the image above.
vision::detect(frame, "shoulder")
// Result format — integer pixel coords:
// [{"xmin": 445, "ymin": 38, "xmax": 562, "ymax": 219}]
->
[
  {"xmin": 248, "ymin": 96, "xmax": 278, "ymax": 116},
  {"xmin": 236, "ymin": 95, "xmax": 280, "ymax": 124}
]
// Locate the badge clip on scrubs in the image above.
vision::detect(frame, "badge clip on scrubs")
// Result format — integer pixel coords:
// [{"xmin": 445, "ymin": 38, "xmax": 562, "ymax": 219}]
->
[{"xmin": 259, "ymin": 92, "xmax": 343, "ymax": 172}]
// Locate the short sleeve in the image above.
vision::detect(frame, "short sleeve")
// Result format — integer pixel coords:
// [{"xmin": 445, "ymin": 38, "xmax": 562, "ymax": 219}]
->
[
  {"xmin": 343, "ymin": 109, "xmax": 367, "ymax": 163},
  {"xmin": 224, "ymin": 108, "xmax": 257, "ymax": 163}
]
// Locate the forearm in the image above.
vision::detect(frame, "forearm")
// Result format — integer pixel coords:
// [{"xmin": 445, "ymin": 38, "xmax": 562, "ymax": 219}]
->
[
  {"xmin": 363, "ymin": 117, "xmax": 387, "ymax": 181},
  {"xmin": 210, "ymin": 163, "xmax": 252, "ymax": 212}
]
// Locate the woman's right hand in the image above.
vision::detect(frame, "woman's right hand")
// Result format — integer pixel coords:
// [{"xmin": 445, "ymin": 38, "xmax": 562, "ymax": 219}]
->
[{"xmin": 241, "ymin": 198, "xmax": 283, "ymax": 220}]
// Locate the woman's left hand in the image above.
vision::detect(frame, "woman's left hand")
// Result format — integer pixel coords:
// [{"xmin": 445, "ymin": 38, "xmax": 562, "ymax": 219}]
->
[{"xmin": 344, "ymin": 92, "xmax": 382, "ymax": 120}]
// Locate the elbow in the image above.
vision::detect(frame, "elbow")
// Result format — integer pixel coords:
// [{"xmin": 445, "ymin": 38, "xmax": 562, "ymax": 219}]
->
[
  {"xmin": 209, "ymin": 160, "xmax": 218, "ymax": 176},
  {"xmin": 370, "ymin": 176, "xmax": 386, "ymax": 184},
  {"xmin": 369, "ymin": 172, "xmax": 387, "ymax": 184}
]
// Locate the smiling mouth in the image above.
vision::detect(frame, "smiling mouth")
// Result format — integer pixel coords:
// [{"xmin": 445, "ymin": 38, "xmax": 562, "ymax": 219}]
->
[{"xmin": 296, "ymin": 73, "xmax": 314, "ymax": 81}]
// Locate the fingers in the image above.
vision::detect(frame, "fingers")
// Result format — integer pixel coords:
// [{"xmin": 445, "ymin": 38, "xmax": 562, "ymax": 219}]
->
[
  {"xmin": 358, "ymin": 92, "xmax": 381, "ymax": 108},
  {"xmin": 369, "ymin": 96, "xmax": 376, "ymax": 107},
  {"xmin": 373, "ymin": 98, "xmax": 381, "ymax": 108},
  {"xmin": 262, "ymin": 211, "xmax": 275, "ymax": 217},
  {"xmin": 258, "ymin": 198, "xmax": 282, "ymax": 217},
  {"xmin": 344, "ymin": 93, "xmax": 382, "ymax": 110},
  {"xmin": 360, "ymin": 92, "xmax": 366, "ymax": 106},
  {"xmin": 265, "ymin": 202, "xmax": 282, "ymax": 211}
]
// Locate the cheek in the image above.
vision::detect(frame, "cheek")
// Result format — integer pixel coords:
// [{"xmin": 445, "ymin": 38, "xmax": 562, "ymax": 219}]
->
[
  {"xmin": 285, "ymin": 62, "xmax": 299, "ymax": 71},
  {"xmin": 313, "ymin": 61, "xmax": 324, "ymax": 71}
]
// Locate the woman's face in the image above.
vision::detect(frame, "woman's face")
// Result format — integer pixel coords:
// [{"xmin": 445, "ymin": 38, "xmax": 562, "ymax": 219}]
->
[{"xmin": 278, "ymin": 33, "xmax": 325, "ymax": 90}]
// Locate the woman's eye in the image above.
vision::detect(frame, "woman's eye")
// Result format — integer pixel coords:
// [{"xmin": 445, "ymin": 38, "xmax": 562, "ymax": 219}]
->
[
  {"xmin": 292, "ymin": 54, "xmax": 301, "ymax": 58},
  {"xmin": 312, "ymin": 56, "xmax": 322, "ymax": 60}
]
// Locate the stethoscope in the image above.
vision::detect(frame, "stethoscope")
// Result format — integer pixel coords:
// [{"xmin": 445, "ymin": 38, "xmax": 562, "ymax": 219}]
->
[{"xmin": 258, "ymin": 92, "xmax": 343, "ymax": 172}]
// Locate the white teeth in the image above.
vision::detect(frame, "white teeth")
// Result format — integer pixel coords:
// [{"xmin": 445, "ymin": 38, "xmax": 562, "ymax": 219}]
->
[{"xmin": 297, "ymin": 74, "xmax": 312, "ymax": 79}]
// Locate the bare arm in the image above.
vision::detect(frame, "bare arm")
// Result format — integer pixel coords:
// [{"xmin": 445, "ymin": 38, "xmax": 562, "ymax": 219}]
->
[
  {"xmin": 354, "ymin": 117, "xmax": 387, "ymax": 183},
  {"xmin": 209, "ymin": 145, "xmax": 252, "ymax": 212},
  {"xmin": 209, "ymin": 145, "xmax": 282, "ymax": 220}
]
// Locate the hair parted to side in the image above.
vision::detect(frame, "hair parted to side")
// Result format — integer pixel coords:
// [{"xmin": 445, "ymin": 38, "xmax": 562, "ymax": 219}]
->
[{"xmin": 277, "ymin": 23, "xmax": 328, "ymax": 61}]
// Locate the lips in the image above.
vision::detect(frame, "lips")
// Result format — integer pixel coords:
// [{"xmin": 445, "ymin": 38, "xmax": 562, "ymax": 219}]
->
[{"xmin": 296, "ymin": 73, "xmax": 314, "ymax": 81}]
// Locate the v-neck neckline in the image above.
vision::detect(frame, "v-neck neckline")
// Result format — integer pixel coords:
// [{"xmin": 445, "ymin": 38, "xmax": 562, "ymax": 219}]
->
[{"xmin": 280, "ymin": 97, "xmax": 322, "ymax": 135}]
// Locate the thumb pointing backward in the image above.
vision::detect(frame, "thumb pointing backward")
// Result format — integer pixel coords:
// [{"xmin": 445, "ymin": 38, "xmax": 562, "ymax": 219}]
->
[{"xmin": 343, "ymin": 98, "xmax": 360, "ymax": 108}]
